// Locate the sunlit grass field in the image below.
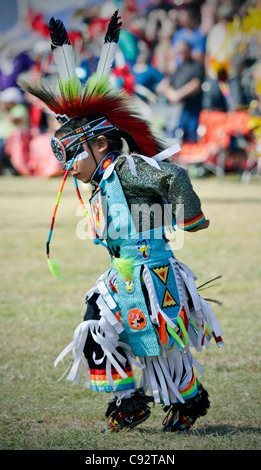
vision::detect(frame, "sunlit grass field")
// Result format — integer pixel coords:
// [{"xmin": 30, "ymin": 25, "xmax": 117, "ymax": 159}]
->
[{"xmin": 1, "ymin": 173, "xmax": 260, "ymax": 450}]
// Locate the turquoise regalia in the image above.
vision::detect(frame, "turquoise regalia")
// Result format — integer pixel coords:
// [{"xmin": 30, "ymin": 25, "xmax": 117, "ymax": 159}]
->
[
  {"xmin": 19, "ymin": 8, "xmax": 223, "ymax": 413},
  {"xmin": 55, "ymin": 152, "xmax": 224, "ymax": 406}
]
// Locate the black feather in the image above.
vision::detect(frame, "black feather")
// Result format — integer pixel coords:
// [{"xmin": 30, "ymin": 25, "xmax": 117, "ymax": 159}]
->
[
  {"xmin": 49, "ymin": 17, "xmax": 71, "ymax": 50},
  {"xmin": 17, "ymin": 79, "xmax": 59, "ymax": 110},
  {"xmin": 204, "ymin": 298, "xmax": 223, "ymax": 307},
  {"xmin": 104, "ymin": 10, "xmax": 122, "ymax": 44},
  {"xmin": 197, "ymin": 275, "xmax": 222, "ymax": 290}
]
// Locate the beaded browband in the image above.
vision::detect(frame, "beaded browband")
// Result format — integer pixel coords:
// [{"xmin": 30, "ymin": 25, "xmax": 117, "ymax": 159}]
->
[{"xmin": 50, "ymin": 117, "xmax": 116, "ymax": 165}]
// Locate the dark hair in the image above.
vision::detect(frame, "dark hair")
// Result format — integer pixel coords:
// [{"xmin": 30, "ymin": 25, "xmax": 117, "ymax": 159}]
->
[
  {"xmin": 183, "ymin": 4, "xmax": 201, "ymax": 23},
  {"xmin": 55, "ymin": 113, "xmax": 141, "ymax": 154}
]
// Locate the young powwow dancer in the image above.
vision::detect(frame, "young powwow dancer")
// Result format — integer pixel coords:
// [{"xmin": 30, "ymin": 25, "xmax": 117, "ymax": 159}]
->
[{"xmin": 19, "ymin": 11, "xmax": 224, "ymax": 433}]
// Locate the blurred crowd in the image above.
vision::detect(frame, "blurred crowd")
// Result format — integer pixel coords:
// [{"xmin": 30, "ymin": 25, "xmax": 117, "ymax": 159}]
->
[{"xmin": 0, "ymin": 0, "xmax": 261, "ymax": 177}]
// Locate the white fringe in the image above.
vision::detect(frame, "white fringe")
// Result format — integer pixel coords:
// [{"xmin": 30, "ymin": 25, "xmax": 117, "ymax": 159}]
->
[
  {"xmin": 54, "ymin": 256, "xmax": 223, "ymax": 403},
  {"xmin": 55, "ymin": 284, "xmax": 131, "ymax": 389},
  {"xmin": 139, "ymin": 345, "xmax": 199, "ymax": 406},
  {"xmin": 137, "ymin": 255, "xmax": 223, "ymax": 405}
]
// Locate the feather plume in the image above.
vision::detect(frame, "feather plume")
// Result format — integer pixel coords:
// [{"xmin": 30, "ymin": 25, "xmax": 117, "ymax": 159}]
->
[
  {"xmin": 96, "ymin": 10, "xmax": 122, "ymax": 79},
  {"xmin": 47, "ymin": 257, "xmax": 62, "ymax": 279},
  {"xmin": 112, "ymin": 256, "xmax": 136, "ymax": 279},
  {"xmin": 18, "ymin": 12, "xmax": 163, "ymax": 158},
  {"xmin": 18, "ymin": 77, "xmax": 163, "ymax": 157},
  {"xmin": 49, "ymin": 17, "xmax": 79, "ymax": 91}
]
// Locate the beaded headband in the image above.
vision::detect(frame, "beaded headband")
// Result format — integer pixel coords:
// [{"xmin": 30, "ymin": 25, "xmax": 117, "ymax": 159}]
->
[{"xmin": 50, "ymin": 117, "xmax": 116, "ymax": 164}]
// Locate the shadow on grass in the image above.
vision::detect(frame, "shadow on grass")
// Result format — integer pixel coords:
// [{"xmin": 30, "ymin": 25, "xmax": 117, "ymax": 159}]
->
[{"xmin": 135, "ymin": 424, "xmax": 261, "ymax": 436}]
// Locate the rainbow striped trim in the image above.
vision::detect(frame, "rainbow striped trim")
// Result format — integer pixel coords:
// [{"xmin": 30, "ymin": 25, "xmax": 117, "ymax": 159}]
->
[
  {"xmin": 177, "ymin": 211, "xmax": 205, "ymax": 231},
  {"xmin": 179, "ymin": 373, "xmax": 198, "ymax": 401},
  {"xmin": 90, "ymin": 366, "xmax": 135, "ymax": 392}
]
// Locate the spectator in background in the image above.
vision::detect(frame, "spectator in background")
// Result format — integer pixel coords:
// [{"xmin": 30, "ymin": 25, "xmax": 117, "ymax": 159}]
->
[
  {"xmin": 0, "ymin": 87, "xmax": 29, "ymax": 174},
  {"xmin": 118, "ymin": 28, "xmax": 140, "ymax": 67},
  {"xmin": 0, "ymin": 88, "xmax": 28, "ymax": 131},
  {"xmin": 171, "ymin": 4, "xmax": 206, "ymax": 65},
  {"xmin": 202, "ymin": 3, "xmax": 245, "ymax": 111},
  {"xmin": 132, "ymin": 42, "xmax": 164, "ymax": 101},
  {"xmin": 159, "ymin": 41, "xmax": 205, "ymax": 142},
  {"xmin": 111, "ymin": 43, "xmax": 136, "ymax": 95},
  {"xmin": 0, "ymin": 51, "xmax": 34, "ymax": 92},
  {"xmin": 145, "ymin": 6, "xmax": 178, "ymax": 74},
  {"xmin": 145, "ymin": 0, "xmax": 174, "ymax": 16},
  {"xmin": 199, "ymin": 0, "xmax": 220, "ymax": 36}
]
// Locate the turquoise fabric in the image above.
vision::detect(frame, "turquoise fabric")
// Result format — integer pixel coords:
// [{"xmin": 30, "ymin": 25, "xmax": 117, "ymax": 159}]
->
[{"xmin": 91, "ymin": 166, "xmax": 181, "ymax": 357}]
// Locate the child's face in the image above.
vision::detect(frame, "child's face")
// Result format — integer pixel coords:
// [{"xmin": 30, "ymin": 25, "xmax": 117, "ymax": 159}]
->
[
  {"xmin": 69, "ymin": 142, "xmax": 98, "ymax": 183},
  {"xmin": 69, "ymin": 137, "xmax": 108, "ymax": 184}
]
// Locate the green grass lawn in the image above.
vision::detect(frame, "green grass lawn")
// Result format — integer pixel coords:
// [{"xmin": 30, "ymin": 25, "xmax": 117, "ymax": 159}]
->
[{"xmin": 0, "ymin": 173, "xmax": 260, "ymax": 450}]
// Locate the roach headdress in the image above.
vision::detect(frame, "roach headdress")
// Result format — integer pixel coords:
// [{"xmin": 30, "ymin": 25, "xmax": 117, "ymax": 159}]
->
[
  {"xmin": 19, "ymin": 10, "xmax": 164, "ymax": 278},
  {"xmin": 19, "ymin": 10, "xmax": 163, "ymax": 156}
]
